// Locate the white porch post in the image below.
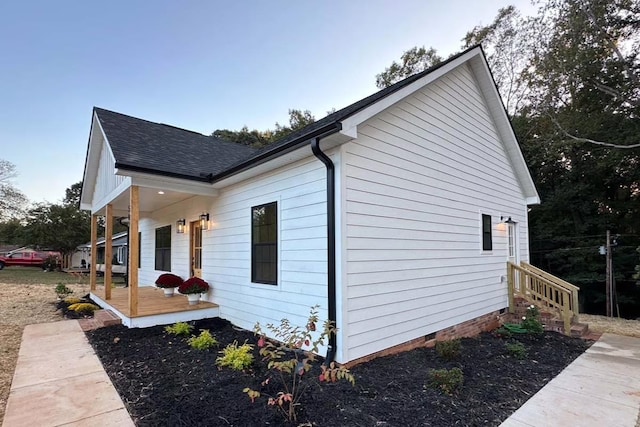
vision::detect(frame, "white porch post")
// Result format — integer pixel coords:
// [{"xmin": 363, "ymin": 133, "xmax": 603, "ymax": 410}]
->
[{"xmin": 129, "ymin": 186, "xmax": 139, "ymax": 316}]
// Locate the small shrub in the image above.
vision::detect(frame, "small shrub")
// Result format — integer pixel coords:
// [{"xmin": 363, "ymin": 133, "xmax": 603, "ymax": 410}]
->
[
  {"xmin": 505, "ymin": 341, "xmax": 528, "ymax": 359},
  {"xmin": 521, "ymin": 305, "xmax": 544, "ymax": 334},
  {"xmin": 67, "ymin": 303, "xmax": 100, "ymax": 315},
  {"xmin": 188, "ymin": 330, "xmax": 218, "ymax": 350},
  {"xmin": 243, "ymin": 305, "xmax": 355, "ymax": 423},
  {"xmin": 216, "ymin": 341, "xmax": 254, "ymax": 371},
  {"xmin": 64, "ymin": 297, "xmax": 82, "ymax": 304},
  {"xmin": 55, "ymin": 283, "xmax": 73, "ymax": 298},
  {"xmin": 428, "ymin": 367, "xmax": 464, "ymax": 395},
  {"xmin": 435, "ymin": 339, "xmax": 461, "ymax": 361},
  {"xmin": 164, "ymin": 322, "xmax": 193, "ymax": 337}
]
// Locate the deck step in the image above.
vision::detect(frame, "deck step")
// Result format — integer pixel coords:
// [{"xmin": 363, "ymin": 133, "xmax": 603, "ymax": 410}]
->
[{"xmin": 79, "ymin": 309, "xmax": 122, "ymax": 331}]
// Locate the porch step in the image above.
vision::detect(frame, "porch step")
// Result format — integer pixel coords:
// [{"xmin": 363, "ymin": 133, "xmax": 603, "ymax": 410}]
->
[
  {"xmin": 505, "ymin": 298, "xmax": 590, "ymax": 338},
  {"xmin": 78, "ymin": 309, "xmax": 122, "ymax": 331}
]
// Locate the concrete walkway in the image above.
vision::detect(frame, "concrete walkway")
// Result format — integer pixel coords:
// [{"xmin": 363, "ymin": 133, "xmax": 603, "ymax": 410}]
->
[
  {"xmin": 501, "ymin": 333, "xmax": 640, "ymax": 427},
  {"xmin": 3, "ymin": 323, "xmax": 639, "ymax": 427},
  {"xmin": 2, "ymin": 320, "xmax": 134, "ymax": 427}
]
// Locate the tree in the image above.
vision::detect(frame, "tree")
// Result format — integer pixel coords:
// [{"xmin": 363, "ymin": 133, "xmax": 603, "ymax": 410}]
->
[
  {"xmin": 375, "ymin": 47, "xmax": 443, "ymax": 89},
  {"xmin": 213, "ymin": 109, "xmax": 316, "ymax": 148},
  {"xmin": 23, "ymin": 182, "xmax": 91, "ymax": 263},
  {"xmin": 0, "ymin": 159, "xmax": 27, "ymax": 221}
]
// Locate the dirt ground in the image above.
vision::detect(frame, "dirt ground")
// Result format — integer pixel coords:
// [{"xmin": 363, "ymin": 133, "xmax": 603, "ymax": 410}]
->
[{"xmin": 0, "ymin": 275, "xmax": 90, "ymax": 422}]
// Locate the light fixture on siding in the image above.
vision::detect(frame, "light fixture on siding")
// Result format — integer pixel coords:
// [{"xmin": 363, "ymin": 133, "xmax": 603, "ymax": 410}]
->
[
  {"xmin": 500, "ymin": 216, "xmax": 516, "ymax": 224},
  {"xmin": 199, "ymin": 213, "xmax": 210, "ymax": 231},
  {"xmin": 176, "ymin": 219, "xmax": 186, "ymax": 234}
]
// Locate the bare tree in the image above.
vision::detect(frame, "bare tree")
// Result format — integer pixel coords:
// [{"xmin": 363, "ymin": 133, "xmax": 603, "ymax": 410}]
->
[{"xmin": 0, "ymin": 159, "xmax": 28, "ymax": 220}]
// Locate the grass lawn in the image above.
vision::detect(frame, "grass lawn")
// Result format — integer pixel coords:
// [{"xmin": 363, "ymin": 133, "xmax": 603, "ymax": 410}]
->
[{"xmin": 0, "ymin": 266, "xmax": 103, "ymax": 285}]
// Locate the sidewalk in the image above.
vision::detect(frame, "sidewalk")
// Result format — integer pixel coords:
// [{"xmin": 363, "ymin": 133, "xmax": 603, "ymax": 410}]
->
[
  {"xmin": 2, "ymin": 320, "xmax": 134, "ymax": 427},
  {"xmin": 501, "ymin": 333, "xmax": 640, "ymax": 427}
]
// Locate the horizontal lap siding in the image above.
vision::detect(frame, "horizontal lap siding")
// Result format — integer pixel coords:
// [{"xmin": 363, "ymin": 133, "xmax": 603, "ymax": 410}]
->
[
  {"xmin": 344, "ymin": 64, "xmax": 527, "ymax": 361},
  {"xmin": 135, "ymin": 155, "xmax": 331, "ymax": 332}
]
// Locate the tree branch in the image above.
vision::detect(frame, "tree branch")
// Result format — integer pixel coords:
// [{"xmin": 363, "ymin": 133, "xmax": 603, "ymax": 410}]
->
[{"xmin": 550, "ymin": 116, "xmax": 640, "ymax": 149}]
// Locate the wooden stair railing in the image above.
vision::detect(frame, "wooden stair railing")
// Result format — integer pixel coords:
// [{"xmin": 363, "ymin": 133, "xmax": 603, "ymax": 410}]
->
[{"xmin": 507, "ymin": 262, "xmax": 580, "ymax": 336}]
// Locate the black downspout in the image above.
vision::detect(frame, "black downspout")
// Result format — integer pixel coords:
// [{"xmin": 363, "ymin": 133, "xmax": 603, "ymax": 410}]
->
[{"xmin": 311, "ymin": 136, "xmax": 337, "ymax": 364}]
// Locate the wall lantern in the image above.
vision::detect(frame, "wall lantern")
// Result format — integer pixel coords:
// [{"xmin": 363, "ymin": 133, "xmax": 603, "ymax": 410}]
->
[
  {"xmin": 500, "ymin": 216, "xmax": 516, "ymax": 224},
  {"xmin": 176, "ymin": 219, "xmax": 186, "ymax": 234},
  {"xmin": 199, "ymin": 213, "xmax": 210, "ymax": 231}
]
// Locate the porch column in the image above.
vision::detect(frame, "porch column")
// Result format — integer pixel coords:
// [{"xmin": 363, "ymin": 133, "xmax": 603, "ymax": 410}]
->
[
  {"xmin": 104, "ymin": 204, "xmax": 113, "ymax": 300},
  {"xmin": 129, "ymin": 186, "xmax": 139, "ymax": 316},
  {"xmin": 90, "ymin": 214, "xmax": 98, "ymax": 291}
]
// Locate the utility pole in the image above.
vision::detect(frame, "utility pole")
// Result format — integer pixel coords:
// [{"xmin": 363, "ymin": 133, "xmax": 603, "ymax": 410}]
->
[{"xmin": 605, "ymin": 230, "xmax": 612, "ymax": 317}]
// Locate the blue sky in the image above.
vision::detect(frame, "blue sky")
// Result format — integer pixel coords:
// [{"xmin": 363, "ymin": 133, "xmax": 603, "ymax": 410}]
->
[{"xmin": 0, "ymin": 0, "xmax": 536, "ymax": 205}]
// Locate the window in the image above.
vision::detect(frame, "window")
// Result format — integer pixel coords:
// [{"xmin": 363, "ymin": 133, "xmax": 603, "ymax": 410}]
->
[
  {"xmin": 155, "ymin": 225, "xmax": 171, "ymax": 271},
  {"xmin": 482, "ymin": 214, "xmax": 492, "ymax": 251},
  {"xmin": 251, "ymin": 202, "xmax": 277, "ymax": 284}
]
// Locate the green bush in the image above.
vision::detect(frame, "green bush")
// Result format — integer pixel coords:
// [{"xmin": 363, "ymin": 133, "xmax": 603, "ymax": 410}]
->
[
  {"xmin": 165, "ymin": 322, "xmax": 193, "ymax": 337},
  {"xmin": 188, "ymin": 330, "xmax": 218, "ymax": 350},
  {"xmin": 505, "ymin": 341, "xmax": 528, "ymax": 359},
  {"xmin": 435, "ymin": 339, "xmax": 461, "ymax": 361},
  {"xmin": 55, "ymin": 283, "xmax": 73, "ymax": 298},
  {"xmin": 521, "ymin": 305, "xmax": 544, "ymax": 334},
  {"xmin": 216, "ymin": 340, "xmax": 254, "ymax": 371},
  {"xmin": 428, "ymin": 367, "xmax": 464, "ymax": 395}
]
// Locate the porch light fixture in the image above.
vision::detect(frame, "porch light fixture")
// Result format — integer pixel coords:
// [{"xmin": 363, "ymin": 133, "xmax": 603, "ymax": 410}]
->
[
  {"xmin": 176, "ymin": 219, "xmax": 186, "ymax": 234},
  {"xmin": 199, "ymin": 213, "xmax": 210, "ymax": 231},
  {"xmin": 500, "ymin": 216, "xmax": 516, "ymax": 224}
]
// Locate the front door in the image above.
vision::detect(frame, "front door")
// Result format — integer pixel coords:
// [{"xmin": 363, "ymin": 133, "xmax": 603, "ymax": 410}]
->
[{"xmin": 190, "ymin": 220, "xmax": 202, "ymax": 278}]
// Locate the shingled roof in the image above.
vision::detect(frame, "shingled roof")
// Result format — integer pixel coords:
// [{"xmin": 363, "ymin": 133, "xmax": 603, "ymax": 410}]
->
[{"xmin": 94, "ymin": 108, "xmax": 257, "ymax": 182}]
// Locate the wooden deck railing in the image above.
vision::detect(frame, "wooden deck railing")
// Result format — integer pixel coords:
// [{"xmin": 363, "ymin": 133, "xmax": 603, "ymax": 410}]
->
[{"xmin": 507, "ymin": 262, "xmax": 580, "ymax": 335}]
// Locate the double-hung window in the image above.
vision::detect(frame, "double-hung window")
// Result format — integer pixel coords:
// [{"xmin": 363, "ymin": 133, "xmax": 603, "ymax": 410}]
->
[
  {"xmin": 251, "ymin": 202, "xmax": 277, "ymax": 284},
  {"xmin": 155, "ymin": 225, "xmax": 171, "ymax": 271},
  {"xmin": 481, "ymin": 214, "xmax": 492, "ymax": 251}
]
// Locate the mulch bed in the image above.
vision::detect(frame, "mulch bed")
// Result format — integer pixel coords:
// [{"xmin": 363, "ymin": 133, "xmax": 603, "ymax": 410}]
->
[
  {"xmin": 56, "ymin": 294, "xmax": 100, "ymax": 319},
  {"xmin": 86, "ymin": 318, "xmax": 592, "ymax": 427}
]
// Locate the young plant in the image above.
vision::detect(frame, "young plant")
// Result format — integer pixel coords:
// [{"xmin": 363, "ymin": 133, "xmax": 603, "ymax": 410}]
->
[
  {"xmin": 216, "ymin": 341, "xmax": 254, "ymax": 371},
  {"xmin": 435, "ymin": 339, "xmax": 461, "ymax": 361},
  {"xmin": 521, "ymin": 305, "xmax": 544, "ymax": 334},
  {"xmin": 505, "ymin": 341, "xmax": 528, "ymax": 359},
  {"xmin": 55, "ymin": 283, "xmax": 73, "ymax": 298},
  {"xmin": 188, "ymin": 329, "xmax": 218, "ymax": 350},
  {"xmin": 67, "ymin": 302, "xmax": 100, "ymax": 315},
  {"xmin": 164, "ymin": 322, "xmax": 193, "ymax": 337},
  {"xmin": 243, "ymin": 305, "xmax": 355, "ymax": 423},
  {"xmin": 427, "ymin": 367, "xmax": 464, "ymax": 395}
]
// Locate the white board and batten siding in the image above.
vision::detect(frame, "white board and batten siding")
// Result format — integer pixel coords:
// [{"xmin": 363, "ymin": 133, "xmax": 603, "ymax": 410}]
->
[
  {"xmin": 342, "ymin": 63, "xmax": 530, "ymax": 361},
  {"xmin": 136, "ymin": 152, "xmax": 333, "ymax": 339},
  {"xmin": 90, "ymin": 134, "xmax": 126, "ymax": 211}
]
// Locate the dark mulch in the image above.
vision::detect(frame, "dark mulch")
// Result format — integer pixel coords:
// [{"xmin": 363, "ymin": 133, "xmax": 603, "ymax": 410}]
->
[{"xmin": 86, "ymin": 318, "xmax": 592, "ymax": 427}]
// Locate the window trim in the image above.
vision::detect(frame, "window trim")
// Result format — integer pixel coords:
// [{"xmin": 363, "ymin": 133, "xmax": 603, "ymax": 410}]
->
[
  {"xmin": 251, "ymin": 201, "xmax": 278, "ymax": 285},
  {"xmin": 481, "ymin": 213, "xmax": 493, "ymax": 252},
  {"xmin": 154, "ymin": 225, "xmax": 172, "ymax": 272}
]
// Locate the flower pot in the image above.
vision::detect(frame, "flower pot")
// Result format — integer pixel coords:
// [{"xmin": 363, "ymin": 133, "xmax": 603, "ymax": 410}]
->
[
  {"xmin": 163, "ymin": 287, "xmax": 175, "ymax": 297},
  {"xmin": 187, "ymin": 294, "xmax": 200, "ymax": 305}
]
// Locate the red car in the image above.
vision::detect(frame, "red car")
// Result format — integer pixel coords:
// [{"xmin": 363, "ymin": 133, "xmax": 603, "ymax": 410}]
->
[{"xmin": 0, "ymin": 251, "xmax": 61, "ymax": 270}]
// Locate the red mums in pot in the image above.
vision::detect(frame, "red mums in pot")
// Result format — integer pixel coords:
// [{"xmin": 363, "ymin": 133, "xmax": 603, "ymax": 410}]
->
[
  {"xmin": 155, "ymin": 273, "xmax": 184, "ymax": 289},
  {"xmin": 178, "ymin": 277, "xmax": 210, "ymax": 295}
]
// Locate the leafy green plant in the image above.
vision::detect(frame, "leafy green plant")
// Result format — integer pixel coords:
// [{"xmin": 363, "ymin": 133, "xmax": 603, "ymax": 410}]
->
[
  {"xmin": 428, "ymin": 367, "xmax": 464, "ymax": 395},
  {"xmin": 55, "ymin": 283, "xmax": 73, "ymax": 298},
  {"xmin": 216, "ymin": 341, "xmax": 254, "ymax": 371},
  {"xmin": 243, "ymin": 305, "xmax": 355, "ymax": 423},
  {"xmin": 435, "ymin": 339, "xmax": 461, "ymax": 361},
  {"xmin": 521, "ymin": 305, "xmax": 544, "ymax": 334},
  {"xmin": 188, "ymin": 330, "xmax": 218, "ymax": 350},
  {"xmin": 67, "ymin": 302, "xmax": 100, "ymax": 314},
  {"xmin": 165, "ymin": 322, "xmax": 193, "ymax": 337},
  {"xmin": 505, "ymin": 341, "xmax": 528, "ymax": 359}
]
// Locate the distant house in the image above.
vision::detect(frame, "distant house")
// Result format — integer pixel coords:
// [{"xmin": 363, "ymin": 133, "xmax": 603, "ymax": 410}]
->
[
  {"xmin": 80, "ymin": 46, "xmax": 549, "ymax": 364},
  {"xmin": 73, "ymin": 232, "xmax": 128, "ymax": 273}
]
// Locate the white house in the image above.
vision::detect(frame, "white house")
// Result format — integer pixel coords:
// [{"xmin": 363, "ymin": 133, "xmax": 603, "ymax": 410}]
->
[{"xmin": 80, "ymin": 46, "xmax": 544, "ymax": 364}]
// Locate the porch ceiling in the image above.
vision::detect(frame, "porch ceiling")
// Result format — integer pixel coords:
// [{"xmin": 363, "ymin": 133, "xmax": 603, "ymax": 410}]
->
[{"xmin": 95, "ymin": 186, "xmax": 201, "ymax": 216}]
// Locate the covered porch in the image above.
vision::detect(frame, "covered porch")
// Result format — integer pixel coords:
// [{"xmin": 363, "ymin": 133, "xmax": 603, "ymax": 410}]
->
[{"xmin": 91, "ymin": 286, "xmax": 219, "ymax": 328}]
